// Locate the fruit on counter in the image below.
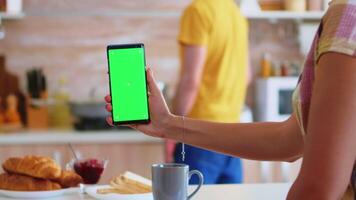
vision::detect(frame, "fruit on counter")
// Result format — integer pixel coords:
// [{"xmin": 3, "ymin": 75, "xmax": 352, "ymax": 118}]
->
[{"xmin": 73, "ymin": 159, "xmax": 107, "ymax": 184}]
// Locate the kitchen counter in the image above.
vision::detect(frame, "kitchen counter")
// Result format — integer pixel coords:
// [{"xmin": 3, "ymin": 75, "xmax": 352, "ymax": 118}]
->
[
  {"xmin": 0, "ymin": 183, "xmax": 291, "ymax": 200},
  {"xmin": 0, "ymin": 130, "xmax": 162, "ymax": 145},
  {"xmin": 0, "ymin": 130, "xmax": 165, "ymax": 181}
]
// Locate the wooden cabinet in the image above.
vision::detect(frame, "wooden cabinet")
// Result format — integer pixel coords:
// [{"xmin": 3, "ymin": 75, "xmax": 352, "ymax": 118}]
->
[
  {"xmin": 0, "ymin": 132, "xmax": 302, "ymax": 184},
  {"xmin": 0, "ymin": 143, "xmax": 165, "ymax": 183}
]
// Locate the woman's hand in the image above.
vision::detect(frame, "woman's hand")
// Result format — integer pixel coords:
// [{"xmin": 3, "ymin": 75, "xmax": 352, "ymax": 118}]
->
[{"xmin": 105, "ymin": 67, "xmax": 174, "ymax": 138}]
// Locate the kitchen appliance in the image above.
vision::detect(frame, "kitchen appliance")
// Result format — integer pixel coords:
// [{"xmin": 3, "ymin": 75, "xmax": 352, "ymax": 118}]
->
[
  {"xmin": 255, "ymin": 77, "xmax": 300, "ymax": 183},
  {"xmin": 6, "ymin": 0, "xmax": 22, "ymax": 14},
  {"xmin": 255, "ymin": 77, "xmax": 298, "ymax": 122},
  {"xmin": 240, "ymin": 0, "xmax": 261, "ymax": 15}
]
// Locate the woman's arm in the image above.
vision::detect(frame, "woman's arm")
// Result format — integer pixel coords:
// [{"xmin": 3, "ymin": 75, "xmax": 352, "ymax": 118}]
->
[
  {"xmin": 287, "ymin": 53, "xmax": 356, "ymax": 200},
  {"xmin": 166, "ymin": 114, "xmax": 304, "ymax": 162},
  {"xmin": 106, "ymin": 68, "xmax": 304, "ymax": 162}
]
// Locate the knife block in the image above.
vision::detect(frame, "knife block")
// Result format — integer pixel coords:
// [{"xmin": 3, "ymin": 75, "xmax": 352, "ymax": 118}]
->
[{"xmin": 27, "ymin": 103, "xmax": 49, "ymax": 130}]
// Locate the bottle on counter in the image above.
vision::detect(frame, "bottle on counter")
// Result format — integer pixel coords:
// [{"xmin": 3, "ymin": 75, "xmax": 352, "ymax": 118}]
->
[
  {"xmin": 281, "ymin": 62, "xmax": 289, "ymax": 77},
  {"xmin": 48, "ymin": 77, "xmax": 72, "ymax": 130},
  {"xmin": 272, "ymin": 62, "xmax": 281, "ymax": 77},
  {"xmin": 261, "ymin": 53, "xmax": 272, "ymax": 78}
]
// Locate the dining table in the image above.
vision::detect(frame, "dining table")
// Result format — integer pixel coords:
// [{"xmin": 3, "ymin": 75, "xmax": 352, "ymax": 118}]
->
[{"xmin": 0, "ymin": 183, "xmax": 292, "ymax": 200}]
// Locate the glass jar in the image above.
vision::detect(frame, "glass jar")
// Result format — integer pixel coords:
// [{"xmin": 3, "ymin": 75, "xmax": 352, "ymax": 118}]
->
[{"xmin": 285, "ymin": 0, "xmax": 306, "ymax": 12}]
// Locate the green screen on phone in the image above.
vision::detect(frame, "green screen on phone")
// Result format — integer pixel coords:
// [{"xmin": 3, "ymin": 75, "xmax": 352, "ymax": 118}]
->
[{"xmin": 107, "ymin": 45, "xmax": 149, "ymax": 123}]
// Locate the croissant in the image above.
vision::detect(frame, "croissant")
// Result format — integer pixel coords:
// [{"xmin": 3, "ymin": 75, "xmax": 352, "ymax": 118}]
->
[
  {"xmin": 0, "ymin": 173, "xmax": 61, "ymax": 191},
  {"xmin": 53, "ymin": 170, "xmax": 83, "ymax": 188},
  {"xmin": 2, "ymin": 156, "xmax": 61, "ymax": 179}
]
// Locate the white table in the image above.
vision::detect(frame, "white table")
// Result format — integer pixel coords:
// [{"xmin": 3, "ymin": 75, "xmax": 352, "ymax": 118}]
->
[{"xmin": 0, "ymin": 183, "xmax": 291, "ymax": 200}]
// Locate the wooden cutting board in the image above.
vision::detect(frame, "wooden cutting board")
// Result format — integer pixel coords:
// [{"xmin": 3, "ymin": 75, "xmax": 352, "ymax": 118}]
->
[
  {"xmin": 0, "ymin": 56, "xmax": 20, "ymax": 100},
  {"xmin": 0, "ymin": 55, "xmax": 27, "ymax": 126}
]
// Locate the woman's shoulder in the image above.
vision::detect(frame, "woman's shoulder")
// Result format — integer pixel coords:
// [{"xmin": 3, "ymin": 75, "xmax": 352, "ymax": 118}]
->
[
  {"xmin": 317, "ymin": 0, "xmax": 356, "ymax": 59},
  {"xmin": 324, "ymin": 0, "xmax": 356, "ymax": 23},
  {"xmin": 329, "ymin": 0, "xmax": 356, "ymax": 6}
]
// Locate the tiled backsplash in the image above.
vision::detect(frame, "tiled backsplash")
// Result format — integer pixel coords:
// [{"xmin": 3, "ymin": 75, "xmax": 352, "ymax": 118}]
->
[{"xmin": 0, "ymin": 0, "xmax": 304, "ymax": 104}]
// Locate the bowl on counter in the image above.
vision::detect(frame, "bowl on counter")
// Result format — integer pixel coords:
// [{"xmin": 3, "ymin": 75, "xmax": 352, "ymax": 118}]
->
[
  {"xmin": 69, "ymin": 101, "xmax": 115, "ymax": 131},
  {"xmin": 69, "ymin": 82, "xmax": 167, "ymax": 131},
  {"xmin": 69, "ymin": 102, "xmax": 107, "ymax": 119}
]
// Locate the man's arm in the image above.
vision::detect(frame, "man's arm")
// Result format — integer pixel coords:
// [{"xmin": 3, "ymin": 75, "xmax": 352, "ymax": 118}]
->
[{"xmin": 172, "ymin": 44, "xmax": 207, "ymax": 116}]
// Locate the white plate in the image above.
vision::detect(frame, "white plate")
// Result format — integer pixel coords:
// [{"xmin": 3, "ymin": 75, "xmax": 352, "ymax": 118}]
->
[
  {"xmin": 0, "ymin": 188, "xmax": 75, "ymax": 199},
  {"xmin": 86, "ymin": 185, "xmax": 153, "ymax": 200}
]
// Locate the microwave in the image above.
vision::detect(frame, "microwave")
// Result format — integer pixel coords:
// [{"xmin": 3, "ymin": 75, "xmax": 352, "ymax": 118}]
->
[{"xmin": 255, "ymin": 77, "xmax": 299, "ymax": 122}]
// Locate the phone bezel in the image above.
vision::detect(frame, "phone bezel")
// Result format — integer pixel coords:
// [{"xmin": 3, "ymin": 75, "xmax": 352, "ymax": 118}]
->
[{"xmin": 107, "ymin": 43, "xmax": 150, "ymax": 125}]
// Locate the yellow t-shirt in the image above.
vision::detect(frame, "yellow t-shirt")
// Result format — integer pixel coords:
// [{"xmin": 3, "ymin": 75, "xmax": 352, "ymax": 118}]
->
[{"xmin": 178, "ymin": 0, "xmax": 249, "ymax": 122}]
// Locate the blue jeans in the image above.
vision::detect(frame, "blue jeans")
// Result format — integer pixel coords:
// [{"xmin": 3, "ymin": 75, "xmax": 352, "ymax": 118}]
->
[{"xmin": 174, "ymin": 144, "xmax": 243, "ymax": 184}]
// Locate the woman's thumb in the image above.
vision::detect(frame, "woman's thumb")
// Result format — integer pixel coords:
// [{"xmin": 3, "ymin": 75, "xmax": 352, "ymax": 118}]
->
[{"xmin": 146, "ymin": 67, "xmax": 160, "ymax": 95}]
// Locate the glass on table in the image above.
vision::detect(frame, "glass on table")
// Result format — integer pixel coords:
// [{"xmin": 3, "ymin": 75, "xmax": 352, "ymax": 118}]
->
[{"xmin": 66, "ymin": 158, "xmax": 108, "ymax": 184}]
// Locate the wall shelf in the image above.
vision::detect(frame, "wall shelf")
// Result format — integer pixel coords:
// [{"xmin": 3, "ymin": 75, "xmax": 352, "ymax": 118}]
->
[
  {"xmin": 0, "ymin": 12, "xmax": 24, "ymax": 39},
  {"xmin": 0, "ymin": 12, "xmax": 25, "ymax": 20},
  {"xmin": 245, "ymin": 11, "xmax": 325, "ymax": 20},
  {"xmin": 0, "ymin": 130, "xmax": 162, "ymax": 145}
]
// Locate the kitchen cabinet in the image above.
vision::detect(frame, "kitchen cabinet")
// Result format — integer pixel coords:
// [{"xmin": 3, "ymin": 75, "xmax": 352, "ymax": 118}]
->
[
  {"xmin": 0, "ymin": 131, "xmax": 165, "ymax": 183},
  {"xmin": 0, "ymin": 131, "xmax": 301, "ymax": 184},
  {"xmin": 0, "ymin": 12, "xmax": 24, "ymax": 20},
  {"xmin": 0, "ymin": 143, "xmax": 165, "ymax": 183}
]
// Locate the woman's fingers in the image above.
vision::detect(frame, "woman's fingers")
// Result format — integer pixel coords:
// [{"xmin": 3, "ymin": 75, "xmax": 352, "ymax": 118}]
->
[
  {"xmin": 106, "ymin": 116, "xmax": 114, "ymax": 126},
  {"xmin": 105, "ymin": 95, "xmax": 111, "ymax": 103},
  {"xmin": 105, "ymin": 104, "xmax": 112, "ymax": 112},
  {"xmin": 146, "ymin": 67, "xmax": 161, "ymax": 96},
  {"xmin": 105, "ymin": 95, "xmax": 113, "ymax": 126}
]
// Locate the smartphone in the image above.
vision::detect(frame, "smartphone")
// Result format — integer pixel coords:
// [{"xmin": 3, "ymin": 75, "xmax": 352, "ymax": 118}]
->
[{"xmin": 107, "ymin": 43, "xmax": 150, "ymax": 125}]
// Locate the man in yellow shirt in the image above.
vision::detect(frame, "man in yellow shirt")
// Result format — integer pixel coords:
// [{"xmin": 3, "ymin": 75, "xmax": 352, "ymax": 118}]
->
[{"xmin": 172, "ymin": 0, "xmax": 249, "ymax": 184}]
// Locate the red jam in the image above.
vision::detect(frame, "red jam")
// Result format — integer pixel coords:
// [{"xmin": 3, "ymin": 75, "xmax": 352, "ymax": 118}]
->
[{"xmin": 74, "ymin": 159, "xmax": 105, "ymax": 184}]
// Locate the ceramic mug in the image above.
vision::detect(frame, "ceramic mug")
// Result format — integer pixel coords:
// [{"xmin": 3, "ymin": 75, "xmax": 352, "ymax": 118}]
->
[{"xmin": 152, "ymin": 163, "xmax": 204, "ymax": 200}]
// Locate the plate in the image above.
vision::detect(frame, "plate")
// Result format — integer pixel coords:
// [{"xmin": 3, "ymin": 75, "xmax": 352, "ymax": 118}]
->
[
  {"xmin": 86, "ymin": 185, "xmax": 153, "ymax": 200},
  {"xmin": 0, "ymin": 188, "xmax": 75, "ymax": 199}
]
